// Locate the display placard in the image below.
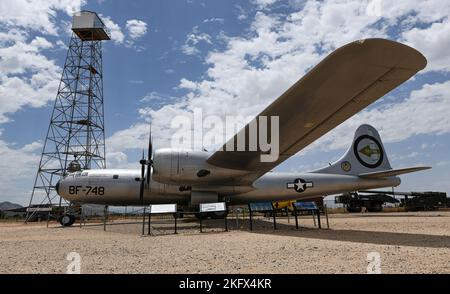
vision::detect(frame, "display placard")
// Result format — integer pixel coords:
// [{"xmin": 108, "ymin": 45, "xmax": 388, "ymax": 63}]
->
[
  {"xmin": 293, "ymin": 201, "xmax": 318, "ymax": 210},
  {"xmin": 149, "ymin": 204, "xmax": 177, "ymax": 214},
  {"xmin": 249, "ymin": 202, "xmax": 273, "ymax": 212},
  {"xmin": 199, "ymin": 202, "xmax": 226, "ymax": 212}
]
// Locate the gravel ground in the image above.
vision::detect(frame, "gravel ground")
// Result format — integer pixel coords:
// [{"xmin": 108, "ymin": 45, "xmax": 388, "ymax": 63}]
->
[{"xmin": 0, "ymin": 211, "xmax": 449, "ymax": 274}]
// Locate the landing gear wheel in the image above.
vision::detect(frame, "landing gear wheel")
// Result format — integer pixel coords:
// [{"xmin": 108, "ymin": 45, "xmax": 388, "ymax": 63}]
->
[
  {"xmin": 367, "ymin": 203, "xmax": 383, "ymax": 212},
  {"xmin": 346, "ymin": 205, "xmax": 362, "ymax": 213},
  {"xmin": 59, "ymin": 214, "xmax": 75, "ymax": 227}
]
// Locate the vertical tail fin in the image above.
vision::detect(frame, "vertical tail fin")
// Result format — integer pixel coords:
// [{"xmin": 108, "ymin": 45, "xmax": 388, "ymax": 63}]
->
[{"xmin": 315, "ymin": 124, "xmax": 392, "ymax": 175}]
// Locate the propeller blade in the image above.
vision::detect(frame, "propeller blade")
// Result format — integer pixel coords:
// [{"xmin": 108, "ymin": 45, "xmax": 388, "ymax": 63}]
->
[
  {"xmin": 139, "ymin": 179, "xmax": 144, "ymax": 204},
  {"xmin": 140, "ymin": 150, "xmax": 145, "ymax": 179},
  {"xmin": 146, "ymin": 165, "xmax": 151, "ymax": 186},
  {"xmin": 139, "ymin": 150, "xmax": 145, "ymax": 204},
  {"xmin": 146, "ymin": 124, "xmax": 152, "ymax": 185},
  {"xmin": 148, "ymin": 125, "xmax": 153, "ymax": 162}
]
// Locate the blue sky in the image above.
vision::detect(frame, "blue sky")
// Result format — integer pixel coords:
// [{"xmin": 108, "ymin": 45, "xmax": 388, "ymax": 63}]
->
[{"xmin": 1, "ymin": 0, "xmax": 450, "ymax": 205}]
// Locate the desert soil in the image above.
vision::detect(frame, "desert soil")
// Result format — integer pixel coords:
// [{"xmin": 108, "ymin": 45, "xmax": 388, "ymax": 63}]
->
[{"xmin": 0, "ymin": 211, "xmax": 449, "ymax": 274}]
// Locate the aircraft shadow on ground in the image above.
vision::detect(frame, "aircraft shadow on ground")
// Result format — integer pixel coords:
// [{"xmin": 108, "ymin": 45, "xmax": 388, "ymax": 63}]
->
[
  {"xmin": 245, "ymin": 219, "xmax": 450, "ymax": 249},
  {"xmin": 332, "ymin": 213, "xmax": 450, "ymax": 219},
  {"xmin": 80, "ymin": 218, "xmax": 227, "ymax": 236},
  {"xmin": 73, "ymin": 217, "xmax": 450, "ymax": 248}
]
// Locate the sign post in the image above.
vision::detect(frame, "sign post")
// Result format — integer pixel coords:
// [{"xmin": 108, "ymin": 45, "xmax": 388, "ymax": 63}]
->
[
  {"xmin": 148, "ymin": 211, "xmax": 151, "ymax": 235},
  {"xmin": 141, "ymin": 207, "xmax": 146, "ymax": 235},
  {"xmin": 248, "ymin": 202, "xmax": 276, "ymax": 231},
  {"xmin": 293, "ymin": 202, "xmax": 321, "ymax": 229},
  {"xmin": 103, "ymin": 205, "xmax": 108, "ymax": 231},
  {"xmin": 147, "ymin": 204, "xmax": 177, "ymax": 236},
  {"xmin": 199, "ymin": 202, "xmax": 228, "ymax": 233},
  {"xmin": 174, "ymin": 213, "xmax": 178, "ymax": 234}
]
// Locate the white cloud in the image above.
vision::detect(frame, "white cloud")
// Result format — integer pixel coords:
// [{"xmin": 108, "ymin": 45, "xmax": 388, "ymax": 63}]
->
[
  {"xmin": 253, "ymin": 0, "xmax": 278, "ymax": 9},
  {"xmin": 126, "ymin": 19, "xmax": 148, "ymax": 40},
  {"xmin": 106, "ymin": 123, "xmax": 151, "ymax": 153},
  {"xmin": 436, "ymin": 160, "xmax": 450, "ymax": 167},
  {"xmin": 0, "ymin": 137, "xmax": 41, "ymax": 205},
  {"xmin": 309, "ymin": 80, "xmax": 450, "ymax": 152},
  {"xmin": 181, "ymin": 26, "xmax": 212, "ymax": 56},
  {"xmin": 128, "ymin": 80, "xmax": 144, "ymax": 84},
  {"xmin": 235, "ymin": 5, "xmax": 248, "ymax": 20},
  {"xmin": 0, "ymin": 0, "xmax": 86, "ymax": 35},
  {"xmin": 202, "ymin": 18, "xmax": 225, "ymax": 24},
  {"xmin": 0, "ymin": 2, "xmax": 108, "ymax": 124},
  {"xmin": 112, "ymin": 0, "xmax": 450, "ymax": 161},
  {"xmin": 178, "ymin": 78, "xmax": 198, "ymax": 90},
  {"xmin": 402, "ymin": 20, "xmax": 450, "ymax": 72},
  {"xmin": 97, "ymin": 16, "xmax": 149, "ymax": 49},
  {"xmin": 106, "ymin": 151, "xmax": 133, "ymax": 169},
  {"xmin": 100, "ymin": 15, "xmax": 124, "ymax": 44},
  {"xmin": 0, "ymin": 32, "xmax": 60, "ymax": 123}
]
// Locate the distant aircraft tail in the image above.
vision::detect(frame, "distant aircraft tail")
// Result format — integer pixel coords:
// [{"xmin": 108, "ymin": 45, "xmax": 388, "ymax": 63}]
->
[{"xmin": 314, "ymin": 124, "xmax": 431, "ymax": 177}]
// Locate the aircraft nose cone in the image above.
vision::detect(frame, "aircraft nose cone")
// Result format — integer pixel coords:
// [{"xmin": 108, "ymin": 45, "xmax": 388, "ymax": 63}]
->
[{"xmin": 55, "ymin": 180, "xmax": 60, "ymax": 194}]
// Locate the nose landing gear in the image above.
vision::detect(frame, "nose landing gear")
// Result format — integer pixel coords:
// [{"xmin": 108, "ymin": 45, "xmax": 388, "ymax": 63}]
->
[{"xmin": 59, "ymin": 214, "xmax": 76, "ymax": 227}]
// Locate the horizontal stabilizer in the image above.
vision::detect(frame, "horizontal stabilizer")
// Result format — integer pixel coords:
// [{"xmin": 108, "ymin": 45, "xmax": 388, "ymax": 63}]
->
[{"xmin": 359, "ymin": 166, "xmax": 431, "ymax": 178}]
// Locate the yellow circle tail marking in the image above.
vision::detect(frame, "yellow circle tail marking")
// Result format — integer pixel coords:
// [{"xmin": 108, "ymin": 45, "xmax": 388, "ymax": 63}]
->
[
  {"xmin": 358, "ymin": 145, "xmax": 381, "ymax": 158},
  {"xmin": 341, "ymin": 161, "xmax": 352, "ymax": 172}
]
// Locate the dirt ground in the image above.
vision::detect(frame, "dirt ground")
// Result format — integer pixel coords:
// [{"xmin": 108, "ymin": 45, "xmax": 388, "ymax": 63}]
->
[{"xmin": 0, "ymin": 211, "xmax": 449, "ymax": 274}]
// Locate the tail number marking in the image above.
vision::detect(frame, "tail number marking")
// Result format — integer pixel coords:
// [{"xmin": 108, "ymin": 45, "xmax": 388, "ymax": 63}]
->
[{"xmin": 69, "ymin": 186, "xmax": 105, "ymax": 196}]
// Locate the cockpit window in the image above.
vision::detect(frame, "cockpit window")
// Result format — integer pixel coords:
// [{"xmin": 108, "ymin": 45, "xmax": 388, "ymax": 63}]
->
[{"xmin": 113, "ymin": 175, "xmax": 119, "ymax": 179}]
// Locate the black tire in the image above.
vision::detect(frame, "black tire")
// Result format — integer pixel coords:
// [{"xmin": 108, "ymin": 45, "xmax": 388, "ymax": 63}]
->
[
  {"xmin": 347, "ymin": 205, "xmax": 362, "ymax": 213},
  {"xmin": 367, "ymin": 203, "xmax": 383, "ymax": 212},
  {"xmin": 59, "ymin": 214, "xmax": 76, "ymax": 227}
]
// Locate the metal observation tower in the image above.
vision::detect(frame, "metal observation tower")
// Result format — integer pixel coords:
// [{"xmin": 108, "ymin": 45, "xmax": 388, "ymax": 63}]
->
[{"xmin": 27, "ymin": 11, "xmax": 110, "ymax": 219}]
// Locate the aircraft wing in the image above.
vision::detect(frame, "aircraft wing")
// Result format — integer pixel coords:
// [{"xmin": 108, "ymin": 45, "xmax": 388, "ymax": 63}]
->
[{"xmin": 206, "ymin": 39, "xmax": 427, "ymax": 182}]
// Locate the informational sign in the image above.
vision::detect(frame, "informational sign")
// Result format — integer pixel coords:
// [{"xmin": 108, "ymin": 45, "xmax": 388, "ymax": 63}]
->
[
  {"xmin": 293, "ymin": 201, "xmax": 318, "ymax": 210},
  {"xmin": 149, "ymin": 204, "xmax": 177, "ymax": 214},
  {"xmin": 249, "ymin": 202, "xmax": 273, "ymax": 212},
  {"xmin": 199, "ymin": 202, "xmax": 226, "ymax": 212}
]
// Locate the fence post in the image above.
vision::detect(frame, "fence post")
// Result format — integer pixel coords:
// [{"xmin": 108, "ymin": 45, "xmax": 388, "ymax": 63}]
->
[
  {"xmin": 148, "ymin": 211, "xmax": 151, "ymax": 235},
  {"xmin": 141, "ymin": 207, "xmax": 146, "ymax": 235},
  {"xmin": 174, "ymin": 213, "xmax": 177, "ymax": 234}
]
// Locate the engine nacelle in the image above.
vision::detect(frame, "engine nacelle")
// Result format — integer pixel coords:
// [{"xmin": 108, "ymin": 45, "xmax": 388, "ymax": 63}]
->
[{"xmin": 152, "ymin": 148, "xmax": 249, "ymax": 186}]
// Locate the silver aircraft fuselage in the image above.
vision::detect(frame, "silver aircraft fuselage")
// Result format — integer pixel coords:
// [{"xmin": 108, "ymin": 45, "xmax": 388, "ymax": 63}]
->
[{"xmin": 57, "ymin": 168, "xmax": 400, "ymax": 206}]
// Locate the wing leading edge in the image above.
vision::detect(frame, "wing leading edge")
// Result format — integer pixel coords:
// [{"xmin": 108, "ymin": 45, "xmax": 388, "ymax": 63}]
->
[{"xmin": 207, "ymin": 38, "xmax": 427, "ymax": 182}]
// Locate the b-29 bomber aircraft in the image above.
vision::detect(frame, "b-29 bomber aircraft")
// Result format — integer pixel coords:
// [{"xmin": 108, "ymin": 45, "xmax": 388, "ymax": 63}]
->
[{"xmin": 56, "ymin": 38, "xmax": 431, "ymax": 225}]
